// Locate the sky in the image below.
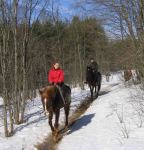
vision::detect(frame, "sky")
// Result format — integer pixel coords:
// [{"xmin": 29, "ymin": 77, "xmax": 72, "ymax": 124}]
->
[
  {"xmin": 33, "ymin": 0, "xmax": 119, "ymax": 39},
  {"xmin": 59, "ymin": 0, "xmax": 81, "ymax": 19},
  {"xmin": 59, "ymin": 0, "xmax": 106, "ymax": 19},
  {"xmin": 58, "ymin": 0, "xmax": 117, "ymax": 39}
]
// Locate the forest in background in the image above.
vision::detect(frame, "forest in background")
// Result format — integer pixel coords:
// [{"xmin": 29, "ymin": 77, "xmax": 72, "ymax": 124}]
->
[{"xmin": 0, "ymin": 0, "xmax": 143, "ymax": 137}]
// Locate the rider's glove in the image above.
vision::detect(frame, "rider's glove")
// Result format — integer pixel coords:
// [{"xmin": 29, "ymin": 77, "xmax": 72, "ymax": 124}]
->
[
  {"xmin": 57, "ymin": 82, "xmax": 64, "ymax": 86},
  {"xmin": 50, "ymin": 82, "xmax": 54, "ymax": 85}
]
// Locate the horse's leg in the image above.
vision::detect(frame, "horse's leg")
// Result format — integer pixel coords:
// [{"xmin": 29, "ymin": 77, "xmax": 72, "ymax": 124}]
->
[
  {"xmin": 95, "ymin": 84, "xmax": 99, "ymax": 98},
  {"xmin": 41, "ymin": 98, "xmax": 48, "ymax": 115},
  {"xmin": 91, "ymin": 85, "xmax": 94, "ymax": 100},
  {"xmin": 88, "ymin": 84, "xmax": 91, "ymax": 96},
  {"xmin": 43, "ymin": 98, "xmax": 49, "ymax": 116},
  {"xmin": 54, "ymin": 109, "xmax": 60, "ymax": 137},
  {"xmin": 95, "ymin": 84, "xmax": 97, "ymax": 93},
  {"xmin": 96, "ymin": 75, "xmax": 101, "ymax": 98},
  {"xmin": 48, "ymin": 111, "xmax": 54, "ymax": 133},
  {"xmin": 41, "ymin": 98, "xmax": 45, "ymax": 111},
  {"xmin": 54, "ymin": 110, "xmax": 60, "ymax": 129},
  {"xmin": 95, "ymin": 85, "xmax": 99, "ymax": 98},
  {"xmin": 98, "ymin": 81, "xmax": 101, "ymax": 91},
  {"xmin": 64, "ymin": 104, "xmax": 70, "ymax": 127}
]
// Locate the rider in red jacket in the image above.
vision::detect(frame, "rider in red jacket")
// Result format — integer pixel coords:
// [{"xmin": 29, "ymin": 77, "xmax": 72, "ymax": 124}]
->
[
  {"xmin": 48, "ymin": 62, "xmax": 64, "ymax": 85},
  {"xmin": 48, "ymin": 62, "xmax": 71, "ymax": 103}
]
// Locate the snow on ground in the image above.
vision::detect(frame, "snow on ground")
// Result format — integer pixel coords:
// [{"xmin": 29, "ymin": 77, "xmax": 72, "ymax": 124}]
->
[
  {"xmin": 0, "ymin": 84, "xmax": 90, "ymax": 150},
  {"xmin": 58, "ymin": 74, "xmax": 144, "ymax": 150},
  {"xmin": 0, "ymin": 71, "xmax": 143, "ymax": 150},
  {"xmin": 0, "ymin": 97, "xmax": 3, "ymax": 106}
]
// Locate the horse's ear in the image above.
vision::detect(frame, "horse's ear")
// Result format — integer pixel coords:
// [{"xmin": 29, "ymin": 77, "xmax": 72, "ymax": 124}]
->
[{"xmin": 39, "ymin": 88, "xmax": 45, "ymax": 95}]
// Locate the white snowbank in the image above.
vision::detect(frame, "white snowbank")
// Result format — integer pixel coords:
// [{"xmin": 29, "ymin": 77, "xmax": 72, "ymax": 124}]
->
[
  {"xmin": 58, "ymin": 78, "xmax": 144, "ymax": 150},
  {"xmin": 0, "ymin": 72, "xmax": 143, "ymax": 150},
  {"xmin": 0, "ymin": 86, "xmax": 90, "ymax": 150}
]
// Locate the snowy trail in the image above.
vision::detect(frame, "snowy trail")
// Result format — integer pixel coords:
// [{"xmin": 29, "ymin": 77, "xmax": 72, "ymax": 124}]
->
[
  {"xmin": 1, "ymin": 72, "xmax": 143, "ymax": 150},
  {"xmin": 36, "ymin": 83, "xmax": 119, "ymax": 150},
  {"xmin": 0, "ymin": 81, "xmax": 117, "ymax": 150},
  {"xmin": 57, "ymin": 83, "xmax": 144, "ymax": 150},
  {"xmin": 58, "ymin": 83, "xmax": 122, "ymax": 150},
  {"xmin": 0, "ymin": 83, "xmax": 92, "ymax": 150}
]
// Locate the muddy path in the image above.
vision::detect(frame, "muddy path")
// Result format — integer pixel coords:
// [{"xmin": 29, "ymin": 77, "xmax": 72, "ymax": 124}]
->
[{"xmin": 35, "ymin": 83, "xmax": 119, "ymax": 150}]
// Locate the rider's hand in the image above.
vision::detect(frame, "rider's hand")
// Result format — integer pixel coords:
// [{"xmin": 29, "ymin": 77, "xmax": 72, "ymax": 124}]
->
[
  {"xmin": 57, "ymin": 82, "xmax": 63, "ymax": 86},
  {"xmin": 50, "ymin": 82, "xmax": 54, "ymax": 85}
]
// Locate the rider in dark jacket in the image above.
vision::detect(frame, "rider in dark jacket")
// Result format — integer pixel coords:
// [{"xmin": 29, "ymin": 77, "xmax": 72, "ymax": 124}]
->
[
  {"xmin": 88, "ymin": 58, "xmax": 98, "ymax": 72},
  {"xmin": 85, "ymin": 58, "xmax": 99, "ymax": 83}
]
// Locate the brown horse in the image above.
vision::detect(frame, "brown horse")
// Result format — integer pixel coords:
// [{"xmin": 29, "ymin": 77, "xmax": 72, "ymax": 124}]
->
[
  {"xmin": 39, "ymin": 85, "xmax": 71, "ymax": 137},
  {"xmin": 124, "ymin": 69, "xmax": 133, "ymax": 81}
]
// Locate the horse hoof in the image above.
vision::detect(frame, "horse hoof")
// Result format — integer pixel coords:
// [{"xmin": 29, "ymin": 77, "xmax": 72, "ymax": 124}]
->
[
  {"xmin": 52, "ymin": 130, "xmax": 58, "ymax": 136},
  {"xmin": 52, "ymin": 131, "xmax": 59, "ymax": 142},
  {"xmin": 53, "ymin": 135, "xmax": 59, "ymax": 143},
  {"xmin": 52, "ymin": 131, "xmax": 55, "ymax": 136},
  {"xmin": 64, "ymin": 125, "xmax": 68, "ymax": 129}
]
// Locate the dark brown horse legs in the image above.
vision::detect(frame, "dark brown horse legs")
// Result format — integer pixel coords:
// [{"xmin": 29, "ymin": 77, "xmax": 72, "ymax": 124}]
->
[
  {"xmin": 89, "ymin": 85, "xmax": 93, "ymax": 100},
  {"xmin": 95, "ymin": 85, "xmax": 98, "ymax": 97},
  {"xmin": 48, "ymin": 112, "xmax": 54, "ymax": 132},
  {"xmin": 64, "ymin": 106, "xmax": 69, "ymax": 127},
  {"xmin": 54, "ymin": 110, "xmax": 60, "ymax": 131},
  {"xmin": 54, "ymin": 111, "xmax": 60, "ymax": 128}
]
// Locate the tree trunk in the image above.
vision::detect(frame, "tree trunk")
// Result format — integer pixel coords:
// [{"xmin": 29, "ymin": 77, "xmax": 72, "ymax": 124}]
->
[{"xmin": 13, "ymin": 0, "xmax": 19, "ymax": 124}]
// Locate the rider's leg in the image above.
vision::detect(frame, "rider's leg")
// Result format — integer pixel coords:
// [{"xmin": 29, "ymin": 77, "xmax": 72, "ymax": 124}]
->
[{"xmin": 56, "ymin": 84, "xmax": 66, "ymax": 105}]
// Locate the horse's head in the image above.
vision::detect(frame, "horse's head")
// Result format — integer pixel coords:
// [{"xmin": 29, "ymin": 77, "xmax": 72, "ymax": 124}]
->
[
  {"xmin": 39, "ymin": 86, "xmax": 56, "ymax": 111},
  {"xmin": 86, "ymin": 66, "xmax": 93, "ymax": 75},
  {"xmin": 87, "ymin": 66, "xmax": 97, "ymax": 78},
  {"xmin": 87, "ymin": 66, "xmax": 91, "ymax": 71},
  {"xmin": 87, "ymin": 66, "xmax": 97, "ymax": 73}
]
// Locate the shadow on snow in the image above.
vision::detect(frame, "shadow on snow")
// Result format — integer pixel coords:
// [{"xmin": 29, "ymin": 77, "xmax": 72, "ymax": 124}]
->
[{"xmin": 68, "ymin": 113, "xmax": 95, "ymax": 135}]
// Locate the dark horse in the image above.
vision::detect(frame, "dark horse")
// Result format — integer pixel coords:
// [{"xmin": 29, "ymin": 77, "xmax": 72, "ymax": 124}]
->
[
  {"xmin": 86, "ymin": 66, "xmax": 102, "ymax": 100},
  {"xmin": 39, "ymin": 85, "xmax": 71, "ymax": 138}
]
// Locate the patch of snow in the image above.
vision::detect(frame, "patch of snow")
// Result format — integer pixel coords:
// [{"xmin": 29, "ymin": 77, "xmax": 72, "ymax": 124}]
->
[
  {"xmin": 0, "ymin": 85, "xmax": 90, "ymax": 150},
  {"xmin": 1, "ymin": 72, "xmax": 143, "ymax": 150},
  {"xmin": 58, "ymin": 77, "xmax": 144, "ymax": 150},
  {"xmin": 0, "ymin": 97, "xmax": 3, "ymax": 106}
]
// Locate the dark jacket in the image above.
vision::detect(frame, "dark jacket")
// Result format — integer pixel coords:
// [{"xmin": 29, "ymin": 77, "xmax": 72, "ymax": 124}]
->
[{"xmin": 89, "ymin": 61, "xmax": 98, "ymax": 72}]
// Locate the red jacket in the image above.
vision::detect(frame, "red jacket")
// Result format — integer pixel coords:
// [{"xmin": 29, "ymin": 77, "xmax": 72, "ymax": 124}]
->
[{"xmin": 48, "ymin": 68, "xmax": 64, "ymax": 84}]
